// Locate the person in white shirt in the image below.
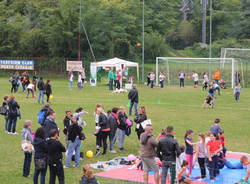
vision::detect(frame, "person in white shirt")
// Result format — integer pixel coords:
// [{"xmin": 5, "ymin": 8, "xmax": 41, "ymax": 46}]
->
[
  {"xmin": 159, "ymin": 72, "xmax": 166, "ymax": 89},
  {"xmin": 213, "ymin": 82, "xmax": 220, "ymax": 96},
  {"xmin": 202, "ymin": 72, "xmax": 209, "ymax": 90},
  {"xmin": 26, "ymin": 82, "xmax": 35, "ymax": 98},
  {"xmin": 179, "ymin": 71, "xmax": 185, "ymax": 88},
  {"xmin": 192, "ymin": 72, "xmax": 199, "ymax": 88},
  {"xmin": 77, "ymin": 72, "xmax": 83, "ymax": 90},
  {"xmin": 68, "ymin": 71, "xmax": 74, "ymax": 90},
  {"xmin": 73, "ymin": 107, "xmax": 88, "ymax": 127},
  {"xmin": 150, "ymin": 72, "xmax": 155, "ymax": 88}
]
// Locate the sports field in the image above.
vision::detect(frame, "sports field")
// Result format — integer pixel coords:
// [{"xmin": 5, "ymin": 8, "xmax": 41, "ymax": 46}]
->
[{"xmin": 0, "ymin": 77, "xmax": 249, "ymax": 184}]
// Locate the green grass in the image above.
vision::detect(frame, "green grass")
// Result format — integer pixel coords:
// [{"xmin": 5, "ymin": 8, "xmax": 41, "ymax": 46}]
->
[{"xmin": 0, "ymin": 77, "xmax": 250, "ymax": 184}]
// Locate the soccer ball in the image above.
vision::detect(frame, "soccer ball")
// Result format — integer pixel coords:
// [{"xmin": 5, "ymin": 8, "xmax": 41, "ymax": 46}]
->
[{"xmin": 86, "ymin": 150, "xmax": 93, "ymax": 158}]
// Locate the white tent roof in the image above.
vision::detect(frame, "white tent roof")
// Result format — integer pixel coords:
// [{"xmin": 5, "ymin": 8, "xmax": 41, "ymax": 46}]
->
[{"xmin": 96, "ymin": 57, "xmax": 138, "ymax": 67}]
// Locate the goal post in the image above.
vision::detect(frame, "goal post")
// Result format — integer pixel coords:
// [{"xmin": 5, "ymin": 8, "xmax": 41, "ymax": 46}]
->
[{"xmin": 156, "ymin": 57, "xmax": 240, "ymax": 88}]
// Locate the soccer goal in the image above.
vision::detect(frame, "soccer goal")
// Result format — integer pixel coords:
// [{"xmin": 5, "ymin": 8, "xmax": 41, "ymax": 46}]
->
[{"xmin": 156, "ymin": 57, "xmax": 242, "ymax": 88}]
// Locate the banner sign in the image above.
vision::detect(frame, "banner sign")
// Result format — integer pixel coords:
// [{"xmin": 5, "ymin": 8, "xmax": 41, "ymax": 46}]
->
[
  {"xmin": 66, "ymin": 61, "xmax": 83, "ymax": 71},
  {"xmin": 0, "ymin": 60, "xmax": 34, "ymax": 70},
  {"xmin": 90, "ymin": 62, "xmax": 97, "ymax": 86}
]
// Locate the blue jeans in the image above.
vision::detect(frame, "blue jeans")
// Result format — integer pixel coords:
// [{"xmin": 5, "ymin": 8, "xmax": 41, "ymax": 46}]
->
[
  {"xmin": 8, "ymin": 116, "xmax": 17, "ymax": 133},
  {"xmin": 160, "ymin": 81, "xmax": 164, "ymax": 88},
  {"xmin": 38, "ymin": 90, "xmax": 44, "ymax": 104},
  {"xmin": 23, "ymin": 152, "xmax": 32, "ymax": 176},
  {"xmin": 5, "ymin": 118, "xmax": 8, "ymax": 131},
  {"xmin": 22, "ymin": 82, "xmax": 26, "ymax": 92},
  {"xmin": 117, "ymin": 129, "xmax": 125, "ymax": 149},
  {"xmin": 215, "ymin": 87, "xmax": 220, "ymax": 95},
  {"xmin": 215, "ymin": 80, "xmax": 219, "ymax": 84},
  {"xmin": 65, "ymin": 137, "xmax": 81, "ymax": 167},
  {"xmin": 161, "ymin": 160, "xmax": 176, "ymax": 184},
  {"xmin": 109, "ymin": 131, "xmax": 117, "ymax": 151},
  {"xmin": 109, "ymin": 79, "xmax": 113, "ymax": 90},
  {"xmin": 150, "ymin": 80, "xmax": 154, "ymax": 88},
  {"xmin": 69, "ymin": 80, "xmax": 72, "ymax": 90},
  {"xmin": 235, "ymin": 92, "xmax": 240, "ymax": 101},
  {"xmin": 129, "ymin": 102, "xmax": 138, "ymax": 116},
  {"xmin": 33, "ymin": 162, "xmax": 47, "ymax": 184}
]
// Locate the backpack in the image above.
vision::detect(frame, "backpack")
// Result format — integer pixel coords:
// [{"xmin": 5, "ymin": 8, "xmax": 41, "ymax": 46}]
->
[
  {"xmin": 125, "ymin": 126, "xmax": 131, "ymax": 136},
  {"xmin": 38, "ymin": 109, "xmax": 46, "ymax": 125}
]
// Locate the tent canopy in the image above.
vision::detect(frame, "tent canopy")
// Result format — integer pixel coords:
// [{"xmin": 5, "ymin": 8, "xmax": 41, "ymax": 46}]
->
[{"xmin": 95, "ymin": 57, "xmax": 139, "ymax": 80}]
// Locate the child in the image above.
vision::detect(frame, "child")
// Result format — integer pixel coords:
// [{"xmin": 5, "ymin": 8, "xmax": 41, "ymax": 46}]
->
[
  {"xmin": 73, "ymin": 107, "xmax": 88, "ymax": 127},
  {"xmin": 21, "ymin": 120, "xmax": 33, "ymax": 177},
  {"xmin": 234, "ymin": 83, "xmax": 241, "ymax": 102},
  {"xmin": 26, "ymin": 82, "xmax": 35, "ymax": 98},
  {"xmin": 159, "ymin": 72, "xmax": 166, "ymax": 89},
  {"xmin": 79, "ymin": 164, "xmax": 100, "ymax": 184},
  {"xmin": 185, "ymin": 129, "xmax": 196, "ymax": 175},
  {"xmin": 192, "ymin": 71, "xmax": 199, "ymax": 88},
  {"xmin": 177, "ymin": 160, "xmax": 191, "ymax": 184},
  {"xmin": 208, "ymin": 82, "xmax": 215, "ymax": 98},
  {"xmin": 194, "ymin": 133, "xmax": 207, "ymax": 181},
  {"xmin": 203, "ymin": 95, "xmax": 214, "ymax": 109},
  {"xmin": 202, "ymin": 72, "xmax": 209, "ymax": 90},
  {"xmin": 176, "ymin": 145, "xmax": 186, "ymax": 172},
  {"xmin": 150, "ymin": 71, "xmax": 155, "ymax": 88},
  {"xmin": 239, "ymin": 156, "xmax": 250, "ymax": 183},
  {"xmin": 179, "ymin": 70, "xmax": 185, "ymax": 88},
  {"xmin": 156, "ymin": 129, "xmax": 167, "ymax": 141},
  {"xmin": 218, "ymin": 130, "xmax": 226, "ymax": 156}
]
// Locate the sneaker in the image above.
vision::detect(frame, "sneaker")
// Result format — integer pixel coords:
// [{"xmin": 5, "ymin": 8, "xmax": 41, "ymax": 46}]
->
[
  {"xmin": 63, "ymin": 165, "xmax": 69, "ymax": 169},
  {"xmin": 12, "ymin": 132, "xmax": 18, "ymax": 135},
  {"xmin": 110, "ymin": 150, "xmax": 117, "ymax": 153},
  {"xmin": 197, "ymin": 178, "xmax": 205, "ymax": 182},
  {"xmin": 119, "ymin": 148, "xmax": 124, "ymax": 151},
  {"xmin": 101, "ymin": 152, "xmax": 106, "ymax": 155},
  {"xmin": 8, "ymin": 132, "xmax": 12, "ymax": 134},
  {"xmin": 95, "ymin": 150, "xmax": 101, "ymax": 156},
  {"xmin": 210, "ymin": 179, "xmax": 215, "ymax": 183}
]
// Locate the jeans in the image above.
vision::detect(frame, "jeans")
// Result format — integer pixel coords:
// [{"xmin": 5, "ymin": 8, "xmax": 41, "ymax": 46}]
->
[
  {"xmin": 97, "ymin": 131, "xmax": 108, "ymax": 153},
  {"xmin": 109, "ymin": 79, "xmax": 113, "ymax": 90},
  {"xmin": 69, "ymin": 80, "xmax": 72, "ymax": 90},
  {"xmin": 23, "ymin": 152, "xmax": 32, "ymax": 176},
  {"xmin": 22, "ymin": 82, "xmax": 26, "ymax": 92},
  {"xmin": 5, "ymin": 118, "xmax": 8, "ymax": 131},
  {"xmin": 117, "ymin": 129, "xmax": 125, "ymax": 149},
  {"xmin": 180, "ymin": 78, "xmax": 184, "ymax": 87},
  {"xmin": 208, "ymin": 155, "xmax": 218, "ymax": 179},
  {"xmin": 38, "ymin": 90, "xmax": 44, "ymax": 104},
  {"xmin": 117, "ymin": 81, "xmax": 121, "ymax": 89},
  {"xmin": 129, "ymin": 102, "xmax": 138, "ymax": 116},
  {"xmin": 198, "ymin": 157, "xmax": 206, "ymax": 179},
  {"xmin": 160, "ymin": 80, "xmax": 164, "ymax": 88},
  {"xmin": 8, "ymin": 116, "xmax": 17, "ymax": 133},
  {"xmin": 161, "ymin": 160, "xmax": 176, "ymax": 184},
  {"xmin": 215, "ymin": 87, "xmax": 220, "ymax": 95},
  {"xmin": 27, "ymin": 89, "xmax": 34, "ymax": 98},
  {"xmin": 109, "ymin": 131, "xmax": 117, "ymax": 151},
  {"xmin": 186, "ymin": 154, "xmax": 193, "ymax": 174},
  {"xmin": 11, "ymin": 84, "xmax": 17, "ymax": 93},
  {"xmin": 65, "ymin": 137, "xmax": 81, "ymax": 167},
  {"xmin": 150, "ymin": 80, "xmax": 154, "ymax": 88},
  {"xmin": 235, "ymin": 92, "xmax": 240, "ymax": 101},
  {"xmin": 215, "ymin": 79, "xmax": 219, "ymax": 84},
  {"xmin": 33, "ymin": 162, "xmax": 47, "ymax": 184},
  {"xmin": 46, "ymin": 93, "xmax": 50, "ymax": 102},
  {"xmin": 49, "ymin": 161, "xmax": 64, "ymax": 184}
]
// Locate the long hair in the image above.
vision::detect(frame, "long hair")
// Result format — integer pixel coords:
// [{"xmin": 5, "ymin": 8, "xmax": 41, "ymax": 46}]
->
[
  {"xmin": 83, "ymin": 164, "xmax": 93, "ymax": 179},
  {"xmin": 184, "ymin": 129, "xmax": 193, "ymax": 138},
  {"xmin": 199, "ymin": 133, "xmax": 206, "ymax": 149},
  {"xmin": 139, "ymin": 106, "xmax": 146, "ymax": 115},
  {"xmin": 95, "ymin": 104, "xmax": 103, "ymax": 113},
  {"xmin": 45, "ymin": 80, "xmax": 50, "ymax": 88}
]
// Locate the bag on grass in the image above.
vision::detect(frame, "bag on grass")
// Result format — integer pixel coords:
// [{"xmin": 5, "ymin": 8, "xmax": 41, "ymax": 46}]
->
[{"xmin": 35, "ymin": 157, "xmax": 47, "ymax": 171}]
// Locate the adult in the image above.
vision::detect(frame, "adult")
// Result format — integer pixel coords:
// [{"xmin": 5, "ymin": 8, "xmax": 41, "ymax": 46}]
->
[
  {"xmin": 108, "ymin": 107, "xmax": 119, "ymax": 153},
  {"xmin": 65, "ymin": 117, "xmax": 82, "ymax": 168},
  {"xmin": 33, "ymin": 71, "xmax": 38, "ymax": 92},
  {"xmin": 117, "ymin": 106, "xmax": 128, "ymax": 151},
  {"xmin": 37, "ymin": 77, "xmax": 45, "ymax": 105},
  {"xmin": 44, "ymin": 80, "xmax": 52, "ymax": 103},
  {"xmin": 63, "ymin": 110, "xmax": 72, "ymax": 149},
  {"xmin": 150, "ymin": 72, "xmax": 155, "ymax": 88},
  {"xmin": 33, "ymin": 127, "xmax": 48, "ymax": 184},
  {"xmin": 157, "ymin": 126, "xmax": 181, "ymax": 184},
  {"xmin": 214, "ymin": 68, "xmax": 220, "ymax": 84},
  {"xmin": 77, "ymin": 72, "xmax": 83, "ymax": 90},
  {"xmin": 179, "ymin": 70, "xmax": 185, "ymax": 88},
  {"xmin": 116, "ymin": 71, "xmax": 122, "ymax": 90},
  {"xmin": 68, "ymin": 70, "xmax": 74, "ymax": 90},
  {"xmin": 39, "ymin": 103, "xmax": 53, "ymax": 126},
  {"xmin": 134, "ymin": 106, "xmax": 147, "ymax": 140},
  {"xmin": 42, "ymin": 110, "xmax": 58, "ymax": 139},
  {"xmin": 113, "ymin": 71, "xmax": 117, "ymax": 89},
  {"xmin": 128, "ymin": 84, "xmax": 138, "ymax": 116},
  {"xmin": 2, "ymin": 95, "xmax": 9, "ymax": 133},
  {"xmin": 140, "ymin": 124, "xmax": 159, "ymax": 184},
  {"xmin": 10, "ymin": 72, "xmax": 18, "ymax": 93},
  {"xmin": 108, "ymin": 67, "xmax": 114, "ymax": 90},
  {"xmin": 8, "ymin": 94, "xmax": 20, "ymax": 134},
  {"xmin": 47, "ymin": 129, "xmax": 66, "ymax": 184},
  {"xmin": 207, "ymin": 133, "xmax": 222, "ymax": 181},
  {"xmin": 21, "ymin": 120, "xmax": 33, "ymax": 177},
  {"xmin": 73, "ymin": 107, "xmax": 88, "ymax": 127},
  {"xmin": 147, "ymin": 72, "xmax": 151, "ymax": 86},
  {"xmin": 210, "ymin": 118, "xmax": 221, "ymax": 137},
  {"xmin": 96, "ymin": 107, "xmax": 110, "ymax": 155}
]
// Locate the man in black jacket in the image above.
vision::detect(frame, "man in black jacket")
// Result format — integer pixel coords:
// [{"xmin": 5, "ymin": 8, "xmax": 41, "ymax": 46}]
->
[
  {"xmin": 47, "ymin": 129, "xmax": 66, "ymax": 184},
  {"xmin": 37, "ymin": 77, "xmax": 45, "ymax": 105},
  {"xmin": 157, "ymin": 126, "xmax": 181, "ymax": 184},
  {"xmin": 128, "ymin": 84, "xmax": 138, "ymax": 116},
  {"xmin": 63, "ymin": 110, "xmax": 72, "ymax": 149},
  {"xmin": 43, "ymin": 110, "xmax": 58, "ymax": 139}
]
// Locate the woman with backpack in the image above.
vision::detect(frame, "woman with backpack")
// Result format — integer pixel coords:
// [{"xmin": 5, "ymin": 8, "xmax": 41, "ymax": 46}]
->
[
  {"xmin": 2, "ymin": 95, "xmax": 9, "ymax": 133},
  {"xmin": 33, "ymin": 127, "xmax": 47, "ymax": 184},
  {"xmin": 7, "ymin": 94, "xmax": 20, "ymax": 134},
  {"xmin": 134, "ymin": 106, "xmax": 147, "ymax": 140},
  {"xmin": 44, "ymin": 80, "xmax": 52, "ymax": 103}
]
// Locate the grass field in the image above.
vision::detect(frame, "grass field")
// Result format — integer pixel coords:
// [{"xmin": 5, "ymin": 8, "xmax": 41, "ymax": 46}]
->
[{"xmin": 0, "ymin": 77, "xmax": 250, "ymax": 184}]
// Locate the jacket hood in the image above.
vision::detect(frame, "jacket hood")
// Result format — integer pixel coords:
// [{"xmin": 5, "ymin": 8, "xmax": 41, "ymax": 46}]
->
[{"xmin": 33, "ymin": 137, "xmax": 45, "ymax": 146}]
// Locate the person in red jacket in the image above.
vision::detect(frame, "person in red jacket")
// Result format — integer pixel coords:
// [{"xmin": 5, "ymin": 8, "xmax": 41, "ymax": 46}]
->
[{"xmin": 116, "ymin": 71, "xmax": 122, "ymax": 90}]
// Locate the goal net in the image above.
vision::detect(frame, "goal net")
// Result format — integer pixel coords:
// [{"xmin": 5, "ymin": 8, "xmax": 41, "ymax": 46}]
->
[{"xmin": 156, "ymin": 57, "xmax": 241, "ymax": 88}]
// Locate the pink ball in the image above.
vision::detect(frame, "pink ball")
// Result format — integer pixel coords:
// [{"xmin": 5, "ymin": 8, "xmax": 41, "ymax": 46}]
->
[{"xmin": 128, "ymin": 154, "xmax": 136, "ymax": 161}]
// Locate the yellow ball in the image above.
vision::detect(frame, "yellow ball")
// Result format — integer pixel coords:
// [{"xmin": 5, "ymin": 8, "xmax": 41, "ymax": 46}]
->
[
  {"xmin": 86, "ymin": 150, "xmax": 93, "ymax": 158},
  {"xmin": 49, "ymin": 94, "xmax": 53, "ymax": 100}
]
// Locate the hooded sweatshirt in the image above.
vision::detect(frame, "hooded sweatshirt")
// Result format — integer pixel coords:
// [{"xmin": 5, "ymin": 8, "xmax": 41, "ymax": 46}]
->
[
  {"xmin": 79, "ymin": 176, "xmax": 99, "ymax": 184},
  {"xmin": 139, "ymin": 132, "xmax": 158, "ymax": 158},
  {"xmin": 33, "ymin": 137, "xmax": 47, "ymax": 159}
]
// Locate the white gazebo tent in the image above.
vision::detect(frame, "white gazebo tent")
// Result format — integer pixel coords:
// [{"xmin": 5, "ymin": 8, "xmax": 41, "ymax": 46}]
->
[{"xmin": 95, "ymin": 57, "xmax": 139, "ymax": 80}]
